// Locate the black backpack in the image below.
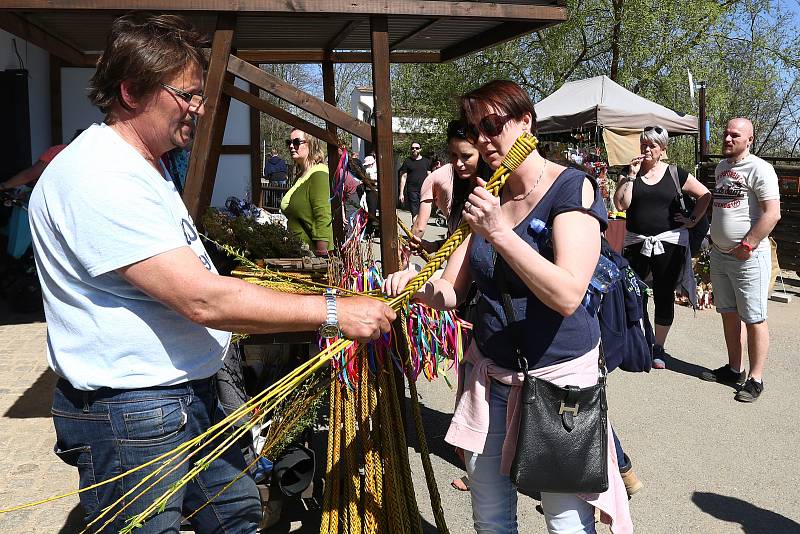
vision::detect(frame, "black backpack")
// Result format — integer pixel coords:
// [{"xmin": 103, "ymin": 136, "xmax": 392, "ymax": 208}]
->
[{"xmin": 596, "ymin": 239, "xmax": 655, "ymax": 373}]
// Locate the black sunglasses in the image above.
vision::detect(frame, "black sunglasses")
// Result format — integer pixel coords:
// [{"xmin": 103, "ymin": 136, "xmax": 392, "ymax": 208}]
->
[
  {"xmin": 286, "ymin": 138, "xmax": 307, "ymax": 149},
  {"xmin": 411, "ymin": 146, "xmax": 421, "ymax": 150},
  {"xmin": 160, "ymin": 83, "xmax": 207, "ymax": 109},
  {"xmin": 644, "ymin": 126, "xmax": 665, "ymax": 134},
  {"xmin": 465, "ymin": 113, "xmax": 514, "ymax": 143}
]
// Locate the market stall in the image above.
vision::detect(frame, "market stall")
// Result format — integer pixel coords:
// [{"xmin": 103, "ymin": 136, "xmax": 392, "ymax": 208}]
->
[
  {"xmin": 533, "ymin": 75, "xmax": 699, "ymax": 251},
  {"xmin": 535, "ymin": 75, "xmax": 698, "ymax": 165}
]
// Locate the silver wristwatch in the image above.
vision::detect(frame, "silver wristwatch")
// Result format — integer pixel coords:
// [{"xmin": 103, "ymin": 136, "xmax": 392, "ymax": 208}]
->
[{"xmin": 318, "ymin": 289, "xmax": 341, "ymax": 339}]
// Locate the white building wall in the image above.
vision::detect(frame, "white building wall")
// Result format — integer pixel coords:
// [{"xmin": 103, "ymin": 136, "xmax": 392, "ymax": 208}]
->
[
  {"xmin": 61, "ymin": 68, "xmax": 105, "ymax": 140},
  {"xmin": 0, "ymin": 29, "xmax": 50, "ymax": 163},
  {"xmin": 211, "ymin": 76, "xmax": 251, "ymax": 207},
  {"xmin": 1, "ymin": 31, "xmax": 253, "ymax": 206}
]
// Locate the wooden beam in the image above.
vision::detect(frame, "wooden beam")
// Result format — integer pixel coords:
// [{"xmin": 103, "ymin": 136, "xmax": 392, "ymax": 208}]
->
[
  {"xmin": 0, "ymin": 12, "xmax": 87, "ymax": 67},
  {"xmin": 236, "ymin": 50, "xmax": 440, "ymax": 64},
  {"xmin": 326, "ymin": 19, "xmax": 362, "ymax": 50},
  {"xmin": 322, "ymin": 59, "xmax": 346, "ymax": 247},
  {"xmin": 222, "ymin": 82, "xmax": 339, "ymax": 146},
  {"xmin": 441, "ymin": 20, "xmax": 555, "ymax": 61},
  {"xmin": 183, "ymin": 15, "xmax": 235, "ymax": 222},
  {"xmin": 370, "ymin": 15, "xmax": 400, "ymax": 275},
  {"xmin": 220, "ymin": 144, "xmax": 251, "ymax": 155},
  {"xmin": 0, "ymin": 2, "xmax": 571, "ymax": 21},
  {"xmin": 85, "ymin": 49, "xmax": 441, "ymax": 66},
  {"xmin": 390, "ymin": 18, "xmax": 446, "ymax": 50},
  {"xmin": 227, "ymin": 54, "xmax": 373, "ymax": 143},
  {"xmin": 249, "ymin": 82, "xmax": 263, "ymax": 206},
  {"xmin": 371, "ymin": 14, "xmax": 407, "ymax": 429},
  {"xmin": 49, "ymin": 55, "xmax": 63, "ymax": 145}
]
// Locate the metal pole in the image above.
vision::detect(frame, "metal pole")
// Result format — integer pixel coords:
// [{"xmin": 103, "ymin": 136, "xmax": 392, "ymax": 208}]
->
[{"xmin": 698, "ymin": 81, "xmax": 708, "ymax": 163}]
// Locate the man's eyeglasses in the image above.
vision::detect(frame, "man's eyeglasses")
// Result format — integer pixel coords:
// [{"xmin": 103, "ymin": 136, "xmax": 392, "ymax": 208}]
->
[
  {"xmin": 286, "ymin": 138, "xmax": 307, "ymax": 149},
  {"xmin": 160, "ymin": 83, "xmax": 207, "ymax": 110},
  {"xmin": 644, "ymin": 126, "xmax": 664, "ymax": 134},
  {"xmin": 465, "ymin": 114, "xmax": 514, "ymax": 143},
  {"xmin": 411, "ymin": 146, "xmax": 421, "ymax": 151}
]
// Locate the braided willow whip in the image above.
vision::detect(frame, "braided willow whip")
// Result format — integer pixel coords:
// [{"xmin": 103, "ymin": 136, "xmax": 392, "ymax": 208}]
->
[
  {"xmin": 398, "ymin": 310, "xmax": 449, "ymax": 533},
  {"xmin": 397, "ymin": 216, "xmax": 431, "ymax": 262},
  {"xmin": 388, "ymin": 132, "xmax": 538, "ymax": 308}
]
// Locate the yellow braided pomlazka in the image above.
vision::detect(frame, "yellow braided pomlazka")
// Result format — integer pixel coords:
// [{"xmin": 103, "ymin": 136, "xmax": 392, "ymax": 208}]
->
[{"xmin": 388, "ymin": 132, "xmax": 537, "ymax": 308}]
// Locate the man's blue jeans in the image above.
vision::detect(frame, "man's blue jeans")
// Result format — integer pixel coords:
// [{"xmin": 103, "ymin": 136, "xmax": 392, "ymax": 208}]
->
[{"xmin": 52, "ymin": 377, "xmax": 260, "ymax": 533}]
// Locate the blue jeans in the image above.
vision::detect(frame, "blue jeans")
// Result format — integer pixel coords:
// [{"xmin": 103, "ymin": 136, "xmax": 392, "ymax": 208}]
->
[
  {"xmin": 463, "ymin": 364, "xmax": 596, "ymax": 534},
  {"xmin": 52, "ymin": 377, "xmax": 260, "ymax": 533},
  {"xmin": 612, "ymin": 428, "xmax": 627, "ymax": 469}
]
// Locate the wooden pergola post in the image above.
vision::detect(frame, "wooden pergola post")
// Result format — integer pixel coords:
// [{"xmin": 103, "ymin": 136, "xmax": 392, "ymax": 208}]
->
[
  {"xmin": 183, "ymin": 14, "xmax": 235, "ymax": 223},
  {"xmin": 370, "ymin": 14, "xmax": 407, "ymax": 423},
  {"xmin": 249, "ymin": 81, "xmax": 263, "ymax": 206},
  {"xmin": 322, "ymin": 57, "xmax": 346, "ymax": 246},
  {"xmin": 370, "ymin": 15, "xmax": 400, "ymax": 274}
]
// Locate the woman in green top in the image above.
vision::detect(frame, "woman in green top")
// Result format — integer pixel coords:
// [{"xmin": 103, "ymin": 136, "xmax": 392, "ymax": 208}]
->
[{"xmin": 280, "ymin": 129, "xmax": 334, "ymax": 255}]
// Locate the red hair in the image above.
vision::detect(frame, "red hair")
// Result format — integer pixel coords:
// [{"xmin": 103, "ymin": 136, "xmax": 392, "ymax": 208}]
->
[{"xmin": 460, "ymin": 80, "xmax": 537, "ymax": 134}]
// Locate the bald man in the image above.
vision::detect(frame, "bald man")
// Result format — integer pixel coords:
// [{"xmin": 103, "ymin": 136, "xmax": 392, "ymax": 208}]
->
[{"xmin": 700, "ymin": 118, "xmax": 781, "ymax": 402}]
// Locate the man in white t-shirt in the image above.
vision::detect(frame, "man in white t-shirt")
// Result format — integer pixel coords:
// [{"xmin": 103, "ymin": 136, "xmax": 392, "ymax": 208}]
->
[
  {"xmin": 700, "ymin": 118, "xmax": 781, "ymax": 402},
  {"xmin": 28, "ymin": 13, "xmax": 394, "ymax": 532}
]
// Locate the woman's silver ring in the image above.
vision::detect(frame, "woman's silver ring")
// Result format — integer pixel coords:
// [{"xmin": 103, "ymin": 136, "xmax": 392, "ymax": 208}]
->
[{"xmin": 465, "ymin": 203, "xmax": 473, "ymax": 214}]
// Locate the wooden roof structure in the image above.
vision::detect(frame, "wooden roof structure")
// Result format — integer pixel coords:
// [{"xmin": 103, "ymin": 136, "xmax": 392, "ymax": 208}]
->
[{"xmin": 1, "ymin": 1, "xmax": 567, "ymax": 272}]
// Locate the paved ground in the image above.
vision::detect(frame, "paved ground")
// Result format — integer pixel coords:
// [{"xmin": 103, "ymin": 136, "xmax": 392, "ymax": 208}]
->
[{"xmin": 1, "ymin": 214, "xmax": 799, "ymax": 533}]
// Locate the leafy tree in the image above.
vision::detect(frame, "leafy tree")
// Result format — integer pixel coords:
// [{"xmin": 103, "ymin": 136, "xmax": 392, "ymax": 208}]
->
[{"xmin": 391, "ymin": 0, "xmax": 800, "ymax": 165}]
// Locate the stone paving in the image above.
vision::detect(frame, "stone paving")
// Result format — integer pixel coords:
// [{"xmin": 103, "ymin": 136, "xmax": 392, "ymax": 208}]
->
[{"xmin": 0, "ymin": 316, "xmax": 83, "ymax": 533}]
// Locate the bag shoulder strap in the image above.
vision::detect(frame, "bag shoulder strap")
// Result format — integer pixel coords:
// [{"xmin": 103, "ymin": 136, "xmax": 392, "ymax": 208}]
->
[
  {"xmin": 668, "ymin": 164, "xmax": 688, "ymax": 212},
  {"xmin": 494, "ymin": 249, "xmax": 606, "ymax": 379}
]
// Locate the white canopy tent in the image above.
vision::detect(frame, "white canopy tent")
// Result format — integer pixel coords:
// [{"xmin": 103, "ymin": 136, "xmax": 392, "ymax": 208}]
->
[
  {"xmin": 534, "ymin": 75, "xmax": 698, "ymax": 134},
  {"xmin": 534, "ymin": 76, "xmax": 698, "ymax": 165}
]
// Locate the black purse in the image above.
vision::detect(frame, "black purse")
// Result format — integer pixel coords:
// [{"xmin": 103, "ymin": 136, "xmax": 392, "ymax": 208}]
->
[{"xmin": 495, "ymin": 256, "xmax": 609, "ymax": 496}]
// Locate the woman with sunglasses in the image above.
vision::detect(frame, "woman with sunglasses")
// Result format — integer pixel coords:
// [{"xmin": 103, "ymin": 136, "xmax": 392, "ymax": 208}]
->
[
  {"xmin": 409, "ymin": 119, "xmax": 492, "ymax": 254},
  {"xmin": 384, "ymin": 80, "xmax": 631, "ymax": 534},
  {"xmin": 280, "ymin": 129, "xmax": 334, "ymax": 256},
  {"xmin": 613, "ymin": 126, "xmax": 711, "ymax": 368}
]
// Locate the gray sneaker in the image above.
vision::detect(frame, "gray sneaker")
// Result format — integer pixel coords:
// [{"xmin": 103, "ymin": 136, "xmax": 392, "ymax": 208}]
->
[
  {"xmin": 735, "ymin": 378, "xmax": 764, "ymax": 402},
  {"xmin": 700, "ymin": 365, "xmax": 746, "ymax": 385}
]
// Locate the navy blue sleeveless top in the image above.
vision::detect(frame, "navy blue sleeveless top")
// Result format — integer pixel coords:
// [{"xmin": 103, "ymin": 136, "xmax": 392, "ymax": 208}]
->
[{"xmin": 469, "ymin": 168, "xmax": 608, "ymax": 371}]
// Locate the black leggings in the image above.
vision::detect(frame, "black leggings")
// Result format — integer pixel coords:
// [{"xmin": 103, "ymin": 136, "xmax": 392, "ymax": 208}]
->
[{"xmin": 624, "ymin": 241, "xmax": 685, "ymax": 327}]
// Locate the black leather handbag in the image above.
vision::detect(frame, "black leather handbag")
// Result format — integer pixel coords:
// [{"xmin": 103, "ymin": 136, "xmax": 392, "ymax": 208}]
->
[{"xmin": 496, "ymin": 256, "xmax": 609, "ymax": 496}]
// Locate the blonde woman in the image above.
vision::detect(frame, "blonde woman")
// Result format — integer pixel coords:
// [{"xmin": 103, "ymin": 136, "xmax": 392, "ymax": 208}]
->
[
  {"xmin": 280, "ymin": 129, "xmax": 334, "ymax": 255},
  {"xmin": 613, "ymin": 126, "xmax": 711, "ymax": 368}
]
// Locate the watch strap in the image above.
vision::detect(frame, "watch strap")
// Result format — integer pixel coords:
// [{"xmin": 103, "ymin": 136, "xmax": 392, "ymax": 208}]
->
[{"xmin": 319, "ymin": 288, "xmax": 340, "ymax": 338}]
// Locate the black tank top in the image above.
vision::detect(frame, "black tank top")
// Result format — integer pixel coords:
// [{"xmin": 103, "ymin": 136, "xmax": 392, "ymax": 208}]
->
[{"xmin": 626, "ymin": 166, "xmax": 688, "ymax": 236}]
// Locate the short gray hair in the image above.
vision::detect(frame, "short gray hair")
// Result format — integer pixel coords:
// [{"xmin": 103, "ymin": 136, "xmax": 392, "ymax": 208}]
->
[{"xmin": 640, "ymin": 125, "xmax": 669, "ymax": 150}]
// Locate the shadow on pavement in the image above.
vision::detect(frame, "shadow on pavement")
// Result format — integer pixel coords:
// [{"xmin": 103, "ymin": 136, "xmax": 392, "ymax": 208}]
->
[
  {"xmin": 665, "ymin": 354, "xmax": 739, "ymax": 391},
  {"xmin": 405, "ymin": 400, "xmax": 461, "ymax": 470},
  {"xmin": 692, "ymin": 492, "xmax": 800, "ymax": 534},
  {"xmin": 57, "ymin": 504, "xmax": 85, "ymax": 534},
  {"xmin": 421, "ymin": 516, "xmax": 439, "ymax": 533},
  {"xmin": 0, "ymin": 303, "xmax": 44, "ymax": 326},
  {"xmin": 3, "ymin": 367, "xmax": 58, "ymax": 418}
]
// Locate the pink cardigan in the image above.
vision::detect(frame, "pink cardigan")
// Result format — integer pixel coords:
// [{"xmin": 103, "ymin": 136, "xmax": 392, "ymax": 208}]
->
[{"xmin": 445, "ymin": 342, "xmax": 633, "ymax": 533}]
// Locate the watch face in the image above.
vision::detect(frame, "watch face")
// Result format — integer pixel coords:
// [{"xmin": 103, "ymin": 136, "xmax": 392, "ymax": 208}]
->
[{"xmin": 319, "ymin": 323, "xmax": 340, "ymax": 339}]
